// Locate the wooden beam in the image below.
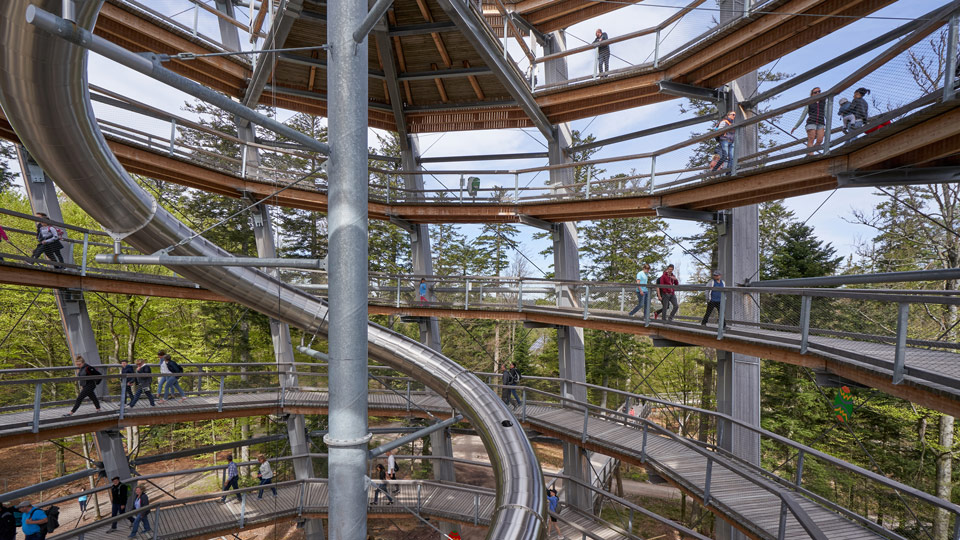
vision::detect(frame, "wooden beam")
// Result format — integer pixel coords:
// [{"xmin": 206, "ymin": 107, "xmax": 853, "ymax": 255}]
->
[
  {"xmin": 463, "ymin": 60, "xmax": 486, "ymax": 100},
  {"xmin": 415, "ymin": 0, "xmax": 454, "ymax": 68},
  {"xmin": 307, "ymin": 50, "xmax": 319, "ymax": 91},
  {"xmin": 386, "ymin": 11, "xmax": 415, "ymax": 105},
  {"xmin": 0, "ymin": 265, "xmax": 230, "ymax": 302},
  {"xmin": 250, "ymin": 0, "xmax": 270, "ymax": 41},
  {"xmin": 431, "ymin": 63, "xmax": 449, "ymax": 102}
]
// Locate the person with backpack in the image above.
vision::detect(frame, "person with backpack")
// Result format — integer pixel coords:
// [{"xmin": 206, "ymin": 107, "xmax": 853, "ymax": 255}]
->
[
  {"xmin": 386, "ymin": 450, "xmax": 400, "ymax": 494},
  {"xmin": 30, "ymin": 213, "xmax": 65, "ymax": 268},
  {"xmin": 65, "ymin": 356, "xmax": 101, "ymax": 416},
  {"xmin": 653, "ymin": 265, "xmax": 680, "ymax": 321},
  {"xmin": 0, "ymin": 502, "xmax": 16, "ymax": 540},
  {"xmin": 128, "ymin": 359, "xmax": 156, "ymax": 408},
  {"xmin": 546, "ymin": 488, "xmax": 563, "ymax": 539},
  {"xmin": 157, "ymin": 351, "xmax": 185, "ymax": 402},
  {"xmin": 711, "ymin": 111, "xmax": 737, "ymax": 172},
  {"xmin": 17, "ymin": 502, "xmax": 46, "ymax": 540},
  {"xmin": 501, "ymin": 364, "xmax": 521, "ymax": 407},
  {"xmin": 128, "ymin": 486, "xmax": 150, "ymax": 537},
  {"xmin": 701, "ymin": 271, "xmax": 725, "ymax": 326},
  {"xmin": 109, "ymin": 476, "xmax": 133, "ymax": 531},
  {"xmin": 791, "ymin": 87, "xmax": 826, "ymax": 155}
]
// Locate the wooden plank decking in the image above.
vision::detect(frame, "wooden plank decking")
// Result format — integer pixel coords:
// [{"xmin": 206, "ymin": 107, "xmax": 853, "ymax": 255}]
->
[{"xmin": 3, "ymin": 390, "xmax": 896, "ymax": 540}]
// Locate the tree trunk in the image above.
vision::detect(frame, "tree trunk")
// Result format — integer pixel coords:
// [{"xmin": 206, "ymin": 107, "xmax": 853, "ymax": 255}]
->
[
  {"xmin": 80, "ymin": 434, "xmax": 102, "ymax": 519},
  {"xmin": 933, "ymin": 414, "xmax": 955, "ymax": 540},
  {"xmin": 55, "ymin": 440, "xmax": 66, "ymax": 477}
]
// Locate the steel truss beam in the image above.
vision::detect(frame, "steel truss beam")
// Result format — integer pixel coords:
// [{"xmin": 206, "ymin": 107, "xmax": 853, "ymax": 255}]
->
[
  {"xmin": 837, "ymin": 167, "xmax": 960, "ymax": 188},
  {"xmin": 655, "ymin": 206, "xmax": 725, "ymax": 223},
  {"xmin": 658, "ymin": 81, "xmax": 725, "ymax": 102}
]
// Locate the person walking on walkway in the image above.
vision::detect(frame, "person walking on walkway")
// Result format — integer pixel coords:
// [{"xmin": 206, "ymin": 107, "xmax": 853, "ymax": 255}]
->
[
  {"xmin": 17, "ymin": 502, "xmax": 46, "ymax": 540},
  {"xmin": 128, "ymin": 359, "xmax": 156, "ymax": 408},
  {"xmin": 418, "ymin": 278, "xmax": 428, "ymax": 306},
  {"xmin": 791, "ymin": 87, "xmax": 826, "ymax": 155},
  {"xmin": 65, "ymin": 356, "xmax": 101, "ymax": 416},
  {"xmin": 501, "ymin": 364, "xmax": 521, "ymax": 407},
  {"xmin": 701, "ymin": 271, "xmax": 725, "ymax": 326},
  {"xmin": 156, "ymin": 352, "xmax": 170, "ymax": 399},
  {"xmin": 654, "ymin": 265, "xmax": 680, "ymax": 321},
  {"xmin": 220, "ymin": 454, "xmax": 241, "ymax": 503},
  {"xmin": 120, "ymin": 360, "xmax": 136, "ymax": 405},
  {"xmin": 386, "ymin": 450, "xmax": 400, "ymax": 494},
  {"xmin": 127, "ymin": 486, "xmax": 150, "ymax": 538},
  {"xmin": 372, "ymin": 464, "xmax": 393, "ymax": 505},
  {"xmin": 546, "ymin": 488, "xmax": 563, "ymax": 539},
  {"xmin": 157, "ymin": 351, "xmax": 185, "ymax": 402},
  {"xmin": 594, "ymin": 29, "xmax": 610, "ymax": 74},
  {"xmin": 109, "ymin": 477, "xmax": 133, "ymax": 531},
  {"xmin": 0, "ymin": 502, "xmax": 16, "ymax": 540},
  {"xmin": 256, "ymin": 455, "xmax": 276, "ymax": 498},
  {"xmin": 711, "ymin": 112, "xmax": 737, "ymax": 172},
  {"xmin": 628, "ymin": 263, "xmax": 651, "ymax": 317},
  {"xmin": 30, "ymin": 213, "xmax": 65, "ymax": 268}
]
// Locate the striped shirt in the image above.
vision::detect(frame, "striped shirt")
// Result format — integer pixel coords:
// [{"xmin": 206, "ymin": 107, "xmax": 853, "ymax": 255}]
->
[{"xmin": 226, "ymin": 461, "xmax": 238, "ymax": 479}]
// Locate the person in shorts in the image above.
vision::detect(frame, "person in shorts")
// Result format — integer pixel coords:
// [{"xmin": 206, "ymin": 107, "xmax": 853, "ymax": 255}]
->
[
  {"xmin": 546, "ymin": 488, "xmax": 563, "ymax": 539},
  {"xmin": 791, "ymin": 87, "xmax": 826, "ymax": 155}
]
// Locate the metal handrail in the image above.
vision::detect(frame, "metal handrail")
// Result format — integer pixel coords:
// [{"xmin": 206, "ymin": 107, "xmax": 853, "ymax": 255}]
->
[
  {"xmin": 516, "ymin": 383, "xmax": 960, "ymax": 518},
  {"xmin": 2, "ymin": 368, "xmax": 956, "ymax": 534}
]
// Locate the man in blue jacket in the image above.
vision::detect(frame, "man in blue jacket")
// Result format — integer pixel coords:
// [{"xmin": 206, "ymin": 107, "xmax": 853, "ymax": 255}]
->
[{"xmin": 701, "ymin": 271, "xmax": 725, "ymax": 326}]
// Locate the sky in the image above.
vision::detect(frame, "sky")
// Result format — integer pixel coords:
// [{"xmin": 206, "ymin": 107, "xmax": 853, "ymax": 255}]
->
[{"xmin": 17, "ymin": 0, "xmax": 951, "ymax": 283}]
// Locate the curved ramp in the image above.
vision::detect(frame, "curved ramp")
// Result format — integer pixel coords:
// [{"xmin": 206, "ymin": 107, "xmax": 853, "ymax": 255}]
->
[{"xmin": 0, "ymin": 2, "xmax": 544, "ymax": 538}]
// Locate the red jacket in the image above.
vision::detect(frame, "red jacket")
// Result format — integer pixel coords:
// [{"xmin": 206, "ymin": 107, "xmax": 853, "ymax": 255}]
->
[{"xmin": 657, "ymin": 272, "xmax": 678, "ymax": 296}]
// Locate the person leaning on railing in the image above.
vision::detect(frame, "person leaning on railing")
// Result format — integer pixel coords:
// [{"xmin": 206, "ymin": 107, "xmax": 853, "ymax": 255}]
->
[
  {"xmin": 790, "ymin": 87, "xmax": 826, "ymax": 155},
  {"xmin": 594, "ymin": 28, "xmax": 610, "ymax": 74}
]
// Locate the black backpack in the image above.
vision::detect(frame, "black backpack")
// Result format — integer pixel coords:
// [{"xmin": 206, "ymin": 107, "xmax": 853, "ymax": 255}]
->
[
  {"xmin": 167, "ymin": 359, "xmax": 184, "ymax": 374},
  {"xmin": 40, "ymin": 506, "xmax": 59, "ymax": 534},
  {"xmin": 83, "ymin": 365, "xmax": 102, "ymax": 386},
  {"xmin": 0, "ymin": 506, "xmax": 15, "ymax": 539}
]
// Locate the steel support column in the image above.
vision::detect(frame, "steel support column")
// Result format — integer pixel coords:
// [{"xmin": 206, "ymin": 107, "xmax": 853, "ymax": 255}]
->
[
  {"xmin": 326, "ymin": 1, "xmax": 370, "ymax": 538},
  {"xmin": 716, "ymin": 4, "xmax": 759, "ymax": 539},
  {"xmin": 400, "ymin": 135, "xmax": 455, "ymax": 506},
  {"xmin": 213, "ymin": 0, "xmax": 241, "ymax": 51},
  {"xmin": 18, "ymin": 146, "xmax": 133, "ymax": 495},
  {"xmin": 545, "ymin": 29, "xmax": 590, "ymax": 511}
]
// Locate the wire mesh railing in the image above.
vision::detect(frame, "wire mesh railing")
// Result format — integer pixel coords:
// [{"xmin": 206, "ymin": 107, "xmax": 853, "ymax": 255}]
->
[{"xmin": 73, "ymin": 3, "xmax": 960, "ymax": 212}]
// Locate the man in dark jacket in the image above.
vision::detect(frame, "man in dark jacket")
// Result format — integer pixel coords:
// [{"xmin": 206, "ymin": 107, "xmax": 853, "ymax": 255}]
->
[
  {"xmin": 0, "ymin": 502, "xmax": 16, "ymax": 540},
  {"xmin": 593, "ymin": 28, "xmax": 610, "ymax": 74},
  {"xmin": 501, "ymin": 365, "xmax": 517, "ymax": 407},
  {"xmin": 108, "ymin": 477, "xmax": 134, "ymax": 531},
  {"xmin": 128, "ymin": 359, "xmax": 155, "ymax": 408},
  {"xmin": 120, "ymin": 360, "xmax": 136, "ymax": 405},
  {"xmin": 701, "ymin": 271, "xmax": 725, "ymax": 326},
  {"xmin": 654, "ymin": 265, "xmax": 680, "ymax": 321},
  {"xmin": 65, "ymin": 356, "xmax": 101, "ymax": 416}
]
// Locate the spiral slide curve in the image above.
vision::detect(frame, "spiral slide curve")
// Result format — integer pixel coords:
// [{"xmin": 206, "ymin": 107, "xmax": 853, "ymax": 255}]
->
[{"xmin": 0, "ymin": 2, "xmax": 545, "ymax": 538}]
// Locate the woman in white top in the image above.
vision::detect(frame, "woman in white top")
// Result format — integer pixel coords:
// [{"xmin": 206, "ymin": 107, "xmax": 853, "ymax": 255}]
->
[{"xmin": 257, "ymin": 455, "xmax": 276, "ymax": 498}]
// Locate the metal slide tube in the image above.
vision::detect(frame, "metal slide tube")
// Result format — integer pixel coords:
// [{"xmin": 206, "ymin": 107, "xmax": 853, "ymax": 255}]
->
[
  {"xmin": 0, "ymin": 2, "xmax": 544, "ymax": 538},
  {"xmin": 24, "ymin": 6, "xmax": 331, "ymax": 158},
  {"xmin": 327, "ymin": 0, "xmax": 370, "ymax": 537},
  {"xmin": 94, "ymin": 254, "xmax": 324, "ymax": 268}
]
